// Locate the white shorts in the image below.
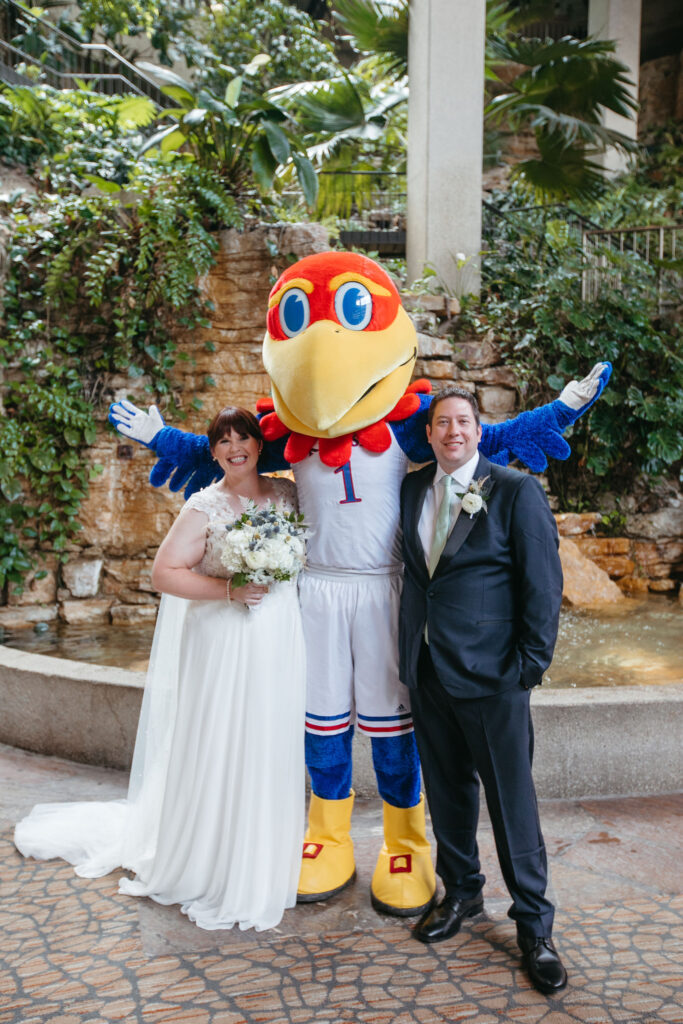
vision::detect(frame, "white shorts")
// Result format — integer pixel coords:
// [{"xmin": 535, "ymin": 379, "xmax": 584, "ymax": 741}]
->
[{"xmin": 299, "ymin": 568, "xmax": 413, "ymax": 738}]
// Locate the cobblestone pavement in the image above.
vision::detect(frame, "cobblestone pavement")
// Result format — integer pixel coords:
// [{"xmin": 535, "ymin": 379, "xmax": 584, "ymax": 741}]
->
[{"xmin": 1, "ymin": 743, "xmax": 681, "ymax": 1024}]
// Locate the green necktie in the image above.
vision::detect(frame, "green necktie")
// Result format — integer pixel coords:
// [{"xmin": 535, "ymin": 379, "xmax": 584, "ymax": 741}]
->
[{"xmin": 428, "ymin": 475, "xmax": 454, "ymax": 577}]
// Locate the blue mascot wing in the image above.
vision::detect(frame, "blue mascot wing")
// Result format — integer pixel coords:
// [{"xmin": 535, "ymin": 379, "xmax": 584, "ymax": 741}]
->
[
  {"xmin": 141, "ymin": 425, "xmax": 289, "ymax": 499},
  {"xmin": 147, "ymin": 428, "xmax": 219, "ymax": 497},
  {"xmin": 390, "ymin": 394, "xmax": 433, "ymax": 463},
  {"xmin": 391, "ymin": 363, "xmax": 612, "ymax": 472}
]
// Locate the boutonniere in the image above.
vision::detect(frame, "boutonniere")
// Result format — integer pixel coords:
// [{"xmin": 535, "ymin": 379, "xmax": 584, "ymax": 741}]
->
[{"xmin": 456, "ymin": 476, "xmax": 490, "ymax": 519}]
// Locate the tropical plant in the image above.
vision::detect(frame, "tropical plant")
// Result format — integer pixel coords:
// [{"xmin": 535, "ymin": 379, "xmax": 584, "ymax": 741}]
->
[
  {"xmin": 314, "ymin": 0, "xmax": 641, "ymax": 202},
  {"xmin": 331, "ymin": 0, "xmax": 559, "ymax": 83},
  {"xmin": 458, "ymin": 206, "xmax": 683, "ymax": 508},
  {"xmin": 0, "ymin": 83, "xmax": 156, "ymax": 190},
  {"xmin": 485, "ymin": 35, "xmax": 639, "ymax": 202},
  {"xmin": 52, "ymin": 0, "xmax": 340, "ymax": 79},
  {"xmin": 582, "ymin": 123, "xmax": 683, "ymax": 227},
  {"xmin": 192, "ymin": 0, "xmax": 340, "ymax": 93},
  {"xmin": 137, "ymin": 57, "xmax": 318, "ymax": 205},
  {"xmin": 0, "ymin": 152, "xmax": 248, "ymax": 589},
  {"xmin": 0, "ymin": 53, "xmax": 325, "ymax": 589},
  {"xmin": 70, "ymin": 0, "xmax": 160, "ymax": 42},
  {"xmin": 333, "ymin": 0, "xmax": 408, "ymax": 78}
]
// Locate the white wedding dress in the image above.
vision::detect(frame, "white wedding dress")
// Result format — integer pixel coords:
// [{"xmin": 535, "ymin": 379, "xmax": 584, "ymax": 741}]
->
[{"xmin": 15, "ymin": 478, "xmax": 306, "ymax": 932}]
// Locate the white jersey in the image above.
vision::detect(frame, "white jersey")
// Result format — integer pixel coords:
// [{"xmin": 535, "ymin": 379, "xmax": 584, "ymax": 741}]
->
[{"xmin": 292, "ymin": 432, "xmax": 408, "ymax": 574}]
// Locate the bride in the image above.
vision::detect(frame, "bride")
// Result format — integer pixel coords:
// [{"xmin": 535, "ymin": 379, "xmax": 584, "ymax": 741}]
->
[{"xmin": 15, "ymin": 406, "xmax": 306, "ymax": 932}]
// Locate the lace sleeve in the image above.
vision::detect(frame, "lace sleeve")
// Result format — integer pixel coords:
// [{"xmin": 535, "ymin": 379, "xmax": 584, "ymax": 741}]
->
[
  {"xmin": 183, "ymin": 487, "xmax": 215, "ymax": 517},
  {"xmin": 272, "ymin": 476, "xmax": 298, "ymax": 513}
]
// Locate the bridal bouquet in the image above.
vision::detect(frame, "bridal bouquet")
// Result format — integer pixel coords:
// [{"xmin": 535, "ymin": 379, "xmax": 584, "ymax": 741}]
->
[{"xmin": 220, "ymin": 501, "xmax": 309, "ymax": 588}]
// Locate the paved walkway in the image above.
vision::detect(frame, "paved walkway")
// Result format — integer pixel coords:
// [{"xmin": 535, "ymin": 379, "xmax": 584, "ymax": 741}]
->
[{"xmin": 1, "ymin": 743, "xmax": 681, "ymax": 1024}]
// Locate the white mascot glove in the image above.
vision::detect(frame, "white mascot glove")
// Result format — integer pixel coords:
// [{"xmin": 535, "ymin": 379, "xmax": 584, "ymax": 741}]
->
[
  {"xmin": 109, "ymin": 400, "xmax": 165, "ymax": 446},
  {"xmin": 559, "ymin": 362, "xmax": 609, "ymax": 411}
]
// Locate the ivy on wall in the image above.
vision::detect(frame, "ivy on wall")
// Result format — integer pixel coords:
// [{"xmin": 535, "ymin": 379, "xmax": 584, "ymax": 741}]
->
[
  {"xmin": 1, "ymin": 64, "xmax": 318, "ymax": 591},
  {"xmin": 0, "ymin": 163, "xmax": 244, "ymax": 589}
]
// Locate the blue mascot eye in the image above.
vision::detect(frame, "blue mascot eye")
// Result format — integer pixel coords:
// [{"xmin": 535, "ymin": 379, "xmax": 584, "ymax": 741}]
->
[
  {"xmin": 279, "ymin": 288, "xmax": 310, "ymax": 338},
  {"xmin": 334, "ymin": 282, "xmax": 373, "ymax": 331}
]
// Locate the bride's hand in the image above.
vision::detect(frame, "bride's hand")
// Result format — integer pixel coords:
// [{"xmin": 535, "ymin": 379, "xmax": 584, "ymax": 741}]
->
[{"xmin": 230, "ymin": 582, "xmax": 269, "ymax": 607}]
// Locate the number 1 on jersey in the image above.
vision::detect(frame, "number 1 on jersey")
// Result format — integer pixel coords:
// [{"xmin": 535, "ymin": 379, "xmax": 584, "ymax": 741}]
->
[{"xmin": 334, "ymin": 461, "xmax": 362, "ymax": 504}]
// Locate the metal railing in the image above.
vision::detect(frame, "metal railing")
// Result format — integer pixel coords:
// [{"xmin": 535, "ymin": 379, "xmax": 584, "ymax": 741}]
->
[
  {"xmin": 482, "ymin": 199, "xmax": 599, "ymax": 247},
  {"xmin": 582, "ymin": 224, "xmax": 682, "ymax": 310},
  {"xmin": 312, "ymin": 170, "xmax": 406, "ymax": 254},
  {"xmin": 0, "ymin": 0, "xmax": 172, "ymax": 105},
  {"xmin": 516, "ymin": 18, "xmax": 587, "ymax": 40}
]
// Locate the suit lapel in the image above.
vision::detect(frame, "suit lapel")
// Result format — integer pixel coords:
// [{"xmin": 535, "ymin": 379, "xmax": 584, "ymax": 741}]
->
[{"xmin": 436, "ymin": 455, "xmax": 496, "ymax": 569}]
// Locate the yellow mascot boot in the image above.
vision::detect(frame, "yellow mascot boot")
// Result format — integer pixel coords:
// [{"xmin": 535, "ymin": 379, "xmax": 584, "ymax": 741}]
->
[
  {"xmin": 297, "ymin": 790, "xmax": 356, "ymax": 902},
  {"xmin": 370, "ymin": 795, "xmax": 436, "ymax": 916}
]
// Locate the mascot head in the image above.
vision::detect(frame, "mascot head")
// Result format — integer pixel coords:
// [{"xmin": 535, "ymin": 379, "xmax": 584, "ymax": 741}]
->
[{"xmin": 263, "ymin": 251, "xmax": 417, "ymax": 438}]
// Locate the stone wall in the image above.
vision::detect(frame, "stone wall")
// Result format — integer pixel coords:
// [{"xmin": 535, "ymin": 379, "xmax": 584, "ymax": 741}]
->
[
  {"xmin": 639, "ymin": 52, "xmax": 683, "ymax": 136},
  {"xmin": 1, "ymin": 226, "xmax": 681, "ymax": 631},
  {"xmin": 555, "ymin": 511, "xmax": 683, "ymax": 598},
  {"xmin": 412, "ymin": 310, "xmax": 517, "ymax": 423},
  {"xmin": 1, "ymin": 222, "xmax": 328, "ymax": 630}
]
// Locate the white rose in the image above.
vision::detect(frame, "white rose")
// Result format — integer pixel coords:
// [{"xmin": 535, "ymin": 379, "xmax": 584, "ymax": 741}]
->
[
  {"xmin": 261, "ymin": 538, "xmax": 288, "ymax": 567},
  {"xmin": 220, "ymin": 530, "xmax": 252, "ymax": 570},
  {"xmin": 245, "ymin": 548, "xmax": 271, "ymax": 570},
  {"xmin": 288, "ymin": 536, "xmax": 305, "ymax": 558},
  {"xmin": 461, "ymin": 492, "xmax": 483, "ymax": 515},
  {"xmin": 229, "ymin": 531, "xmax": 251, "ymax": 554}
]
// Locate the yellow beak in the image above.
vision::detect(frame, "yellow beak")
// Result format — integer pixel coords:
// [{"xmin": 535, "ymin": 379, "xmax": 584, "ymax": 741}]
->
[{"xmin": 262, "ymin": 308, "xmax": 417, "ymax": 438}]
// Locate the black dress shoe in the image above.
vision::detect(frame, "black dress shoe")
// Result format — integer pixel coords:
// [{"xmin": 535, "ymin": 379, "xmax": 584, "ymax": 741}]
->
[
  {"xmin": 412, "ymin": 894, "xmax": 484, "ymax": 944},
  {"xmin": 518, "ymin": 936, "xmax": 568, "ymax": 994}
]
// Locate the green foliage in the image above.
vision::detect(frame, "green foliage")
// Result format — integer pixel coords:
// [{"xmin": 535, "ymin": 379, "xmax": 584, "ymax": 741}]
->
[
  {"xmin": 460, "ymin": 206, "xmax": 683, "ymax": 509},
  {"xmin": 69, "ymin": 0, "xmax": 339, "ymax": 82},
  {"xmin": 598, "ymin": 507, "xmax": 628, "ymax": 536},
  {"xmin": 581, "ymin": 123, "xmax": 683, "ymax": 228},
  {"xmin": 333, "ymin": 0, "xmax": 408, "ymax": 78},
  {"xmin": 283, "ymin": 0, "xmax": 641, "ymax": 201},
  {"xmin": 137, "ymin": 58, "xmax": 318, "ymax": 205},
  {"xmin": 193, "ymin": 0, "xmax": 339, "ymax": 93},
  {"xmin": 0, "ymin": 83, "xmax": 253, "ymax": 587},
  {"xmin": 485, "ymin": 35, "xmax": 639, "ymax": 201},
  {"xmin": 0, "ymin": 83, "xmax": 155, "ymax": 191},
  {"xmin": 74, "ymin": 0, "xmax": 158, "ymax": 40}
]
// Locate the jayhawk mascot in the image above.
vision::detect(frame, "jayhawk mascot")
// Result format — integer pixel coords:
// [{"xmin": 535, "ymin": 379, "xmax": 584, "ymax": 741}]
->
[{"xmin": 110, "ymin": 251, "xmax": 611, "ymax": 917}]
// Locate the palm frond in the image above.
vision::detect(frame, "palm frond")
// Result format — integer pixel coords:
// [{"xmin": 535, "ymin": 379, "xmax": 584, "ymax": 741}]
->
[
  {"xmin": 333, "ymin": 0, "xmax": 408, "ymax": 78},
  {"xmin": 292, "ymin": 78, "xmax": 369, "ymax": 135}
]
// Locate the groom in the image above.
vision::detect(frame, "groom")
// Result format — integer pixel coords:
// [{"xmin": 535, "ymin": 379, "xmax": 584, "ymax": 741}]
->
[{"xmin": 398, "ymin": 385, "xmax": 567, "ymax": 995}]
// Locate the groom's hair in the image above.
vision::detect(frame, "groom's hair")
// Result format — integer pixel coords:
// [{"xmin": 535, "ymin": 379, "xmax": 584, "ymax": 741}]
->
[
  {"xmin": 427, "ymin": 386, "xmax": 480, "ymax": 428},
  {"xmin": 208, "ymin": 406, "xmax": 263, "ymax": 448}
]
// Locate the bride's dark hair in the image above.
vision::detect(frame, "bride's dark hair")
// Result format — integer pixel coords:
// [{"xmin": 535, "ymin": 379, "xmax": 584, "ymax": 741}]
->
[{"xmin": 207, "ymin": 406, "xmax": 263, "ymax": 448}]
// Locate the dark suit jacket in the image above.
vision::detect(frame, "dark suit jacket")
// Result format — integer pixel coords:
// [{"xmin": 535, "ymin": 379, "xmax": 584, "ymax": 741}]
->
[{"xmin": 399, "ymin": 454, "xmax": 563, "ymax": 698}]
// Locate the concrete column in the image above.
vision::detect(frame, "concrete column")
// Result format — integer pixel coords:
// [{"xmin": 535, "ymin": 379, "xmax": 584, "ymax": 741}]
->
[
  {"xmin": 407, "ymin": 0, "xmax": 485, "ymax": 296},
  {"xmin": 588, "ymin": 0, "xmax": 642, "ymax": 174}
]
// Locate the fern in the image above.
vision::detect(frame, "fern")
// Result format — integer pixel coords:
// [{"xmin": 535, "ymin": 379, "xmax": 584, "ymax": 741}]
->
[
  {"xmin": 84, "ymin": 239, "xmax": 125, "ymax": 306},
  {"xmin": 45, "ymin": 236, "xmax": 84, "ymax": 302}
]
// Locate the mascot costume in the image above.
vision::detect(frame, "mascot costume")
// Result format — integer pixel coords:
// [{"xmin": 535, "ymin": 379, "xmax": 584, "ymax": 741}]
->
[{"xmin": 110, "ymin": 251, "xmax": 611, "ymax": 918}]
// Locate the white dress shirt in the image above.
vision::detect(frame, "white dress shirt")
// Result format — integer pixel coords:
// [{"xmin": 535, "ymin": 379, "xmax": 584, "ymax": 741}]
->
[{"xmin": 418, "ymin": 451, "xmax": 481, "ymax": 567}]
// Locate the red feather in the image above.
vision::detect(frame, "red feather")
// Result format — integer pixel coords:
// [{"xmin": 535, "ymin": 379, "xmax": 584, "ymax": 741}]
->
[
  {"xmin": 260, "ymin": 411, "xmax": 289, "ymax": 441},
  {"xmin": 385, "ymin": 394, "xmax": 420, "ymax": 422},
  {"xmin": 258, "ymin": 382, "xmax": 425, "ymax": 466},
  {"xmin": 407, "ymin": 379, "xmax": 431, "ymax": 394},
  {"xmin": 319, "ymin": 436, "xmax": 353, "ymax": 467},
  {"xmin": 284, "ymin": 433, "xmax": 317, "ymax": 463},
  {"xmin": 355, "ymin": 420, "xmax": 392, "ymax": 451}
]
